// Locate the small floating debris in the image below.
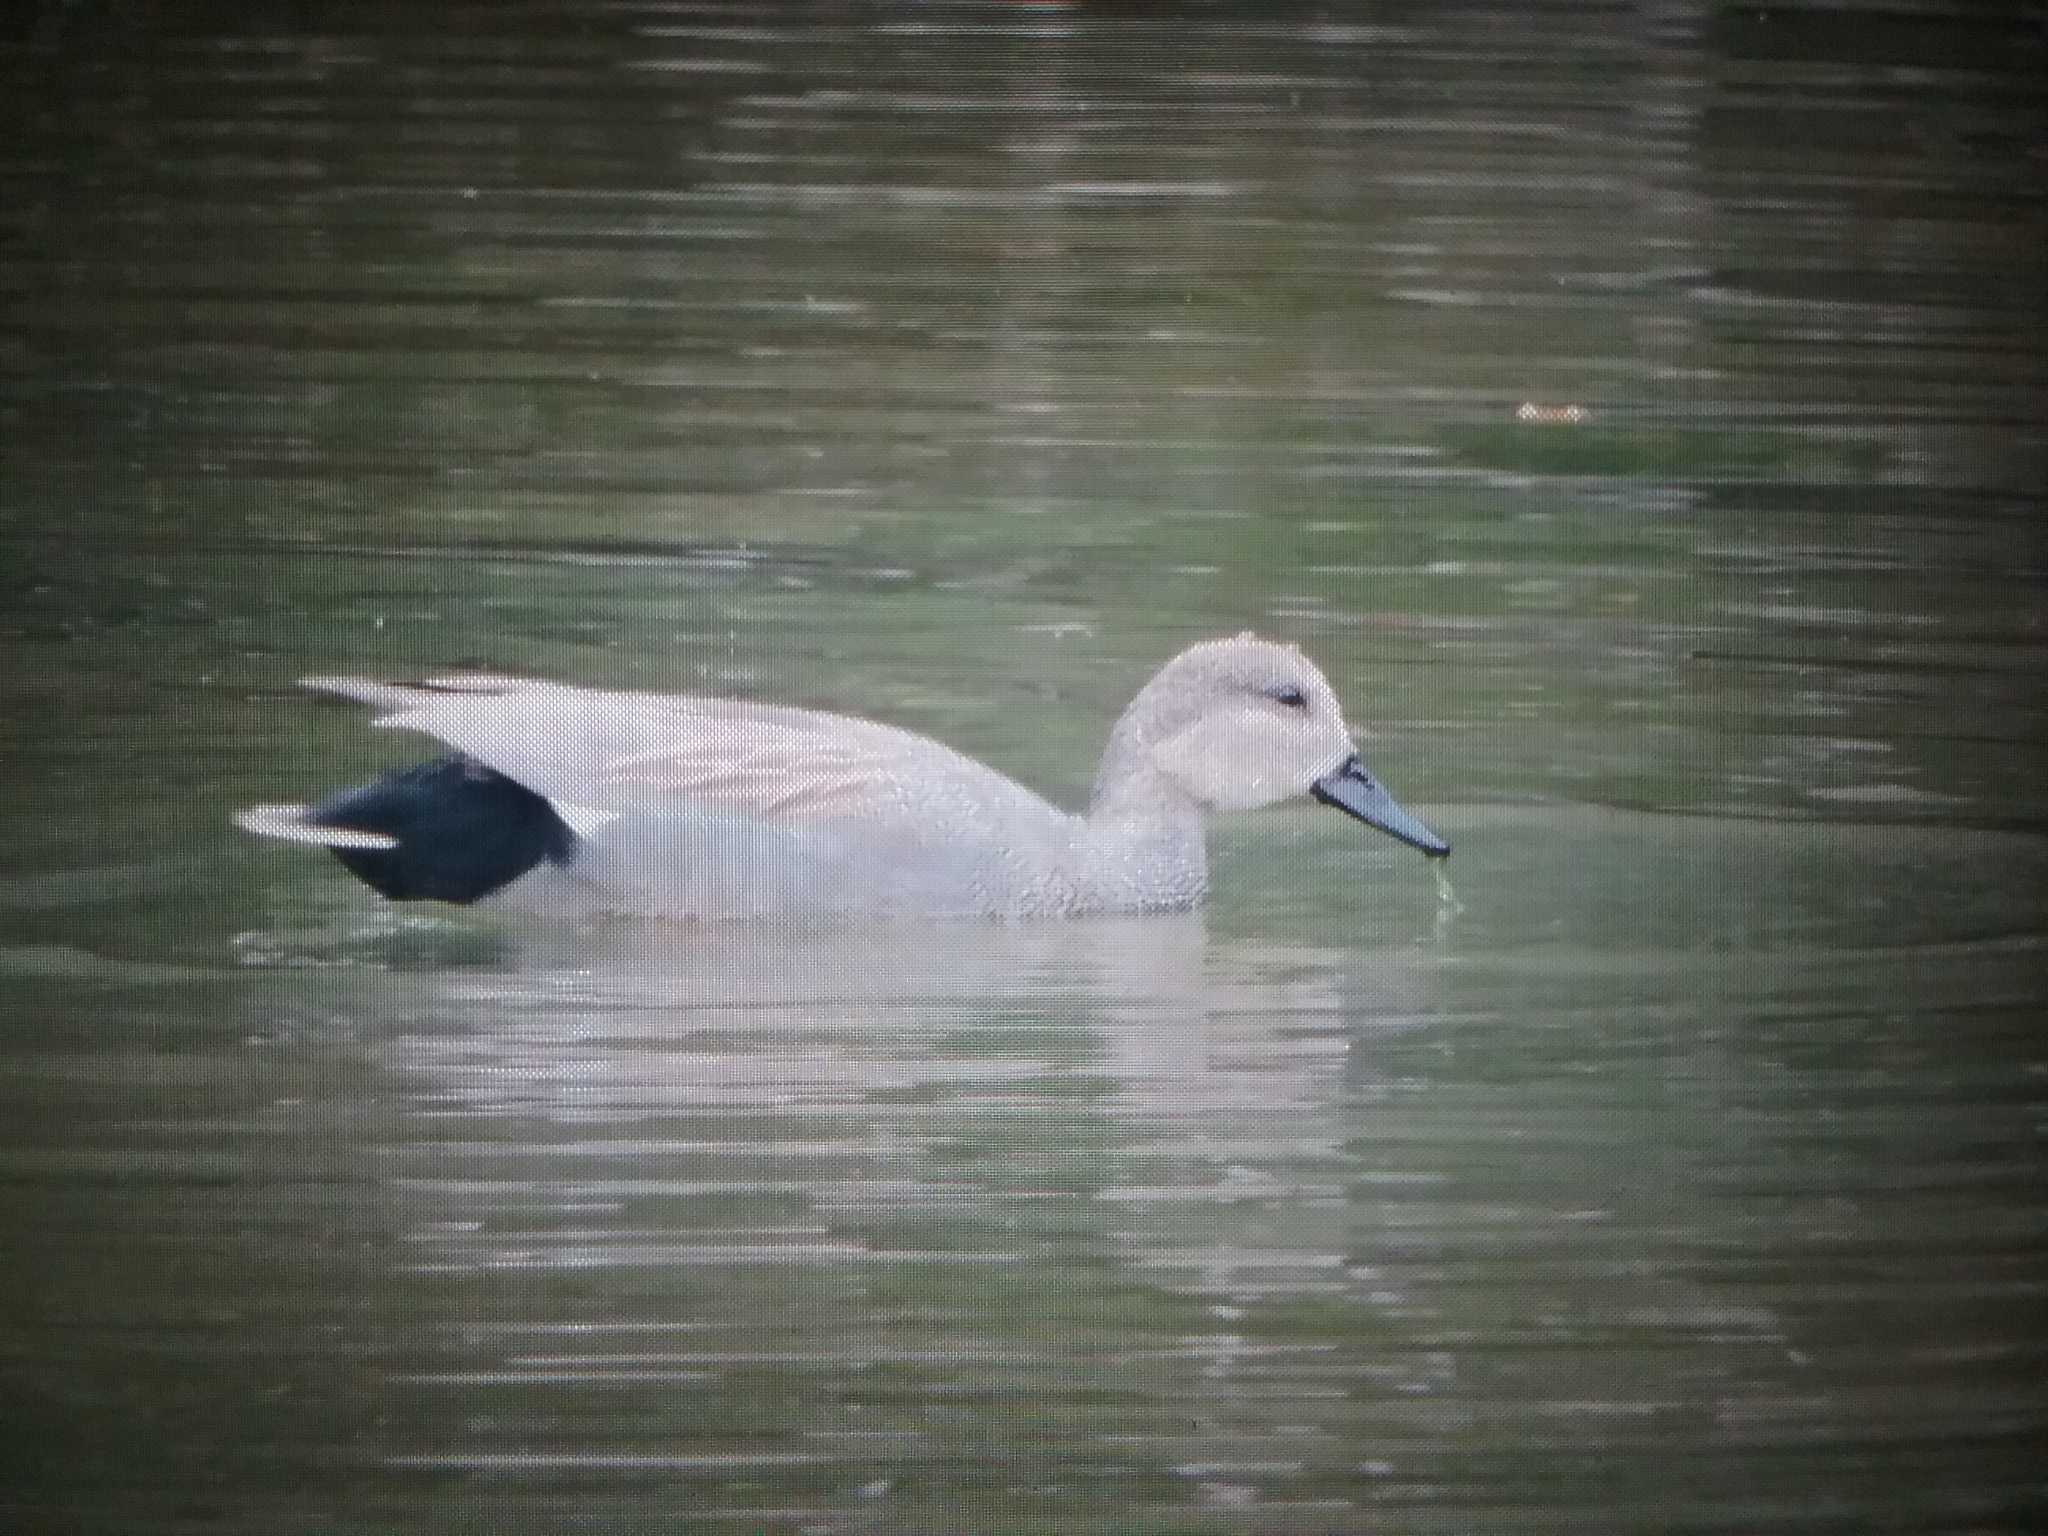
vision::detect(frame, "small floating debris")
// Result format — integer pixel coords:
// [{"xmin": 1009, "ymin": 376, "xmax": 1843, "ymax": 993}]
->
[{"xmin": 1515, "ymin": 402, "xmax": 1588, "ymax": 424}]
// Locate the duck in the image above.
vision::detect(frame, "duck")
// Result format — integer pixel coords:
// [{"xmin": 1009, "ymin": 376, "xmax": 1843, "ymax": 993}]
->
[{"xmin": 233, "ymin": 633, "xmax": 1448, "ymax": 919}]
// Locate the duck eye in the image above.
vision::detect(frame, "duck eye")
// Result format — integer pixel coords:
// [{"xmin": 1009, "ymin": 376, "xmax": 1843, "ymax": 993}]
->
[{"xmin": 1266, "ymin": 684, "xmax": 1309, "ymax": 710}]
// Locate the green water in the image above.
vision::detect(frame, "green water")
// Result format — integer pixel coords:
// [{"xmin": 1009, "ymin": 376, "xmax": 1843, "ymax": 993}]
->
[{"xmin": 2, "ymin": 4, "xmax": 2043, "ymax": 1532}]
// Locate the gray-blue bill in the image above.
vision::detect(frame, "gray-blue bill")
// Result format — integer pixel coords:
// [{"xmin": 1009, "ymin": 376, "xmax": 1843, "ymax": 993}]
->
[{"xmin": 1311, "ymin": 756, "xmax": 1450, "ymax": 858}]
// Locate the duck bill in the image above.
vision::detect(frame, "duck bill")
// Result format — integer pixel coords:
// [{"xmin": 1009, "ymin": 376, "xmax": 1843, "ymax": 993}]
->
[{"xmin": 1311, "ymin": 756, "xmax": 1450, "ymax": 858}]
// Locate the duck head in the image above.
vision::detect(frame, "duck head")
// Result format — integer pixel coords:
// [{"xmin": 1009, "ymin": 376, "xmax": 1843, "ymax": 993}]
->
[{"xmin": 1095, "ymin": 633, "xmax": 1449, "ymax": 857}]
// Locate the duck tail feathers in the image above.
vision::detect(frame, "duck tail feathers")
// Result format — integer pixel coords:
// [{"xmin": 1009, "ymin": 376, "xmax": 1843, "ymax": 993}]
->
[{"xmin": 232, "ymin": 804, "xmax": 401, "ymax": 850}]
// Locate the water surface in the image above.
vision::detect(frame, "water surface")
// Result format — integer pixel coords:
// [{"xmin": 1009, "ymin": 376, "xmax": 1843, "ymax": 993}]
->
[{"xmin": 2, "ymin": 4, "xmax": 2044, "ymax": 1532}]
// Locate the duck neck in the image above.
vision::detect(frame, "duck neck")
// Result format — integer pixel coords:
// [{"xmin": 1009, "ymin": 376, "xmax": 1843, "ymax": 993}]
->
[{"xmin": 1076, "ymin": 763, "xmax": 1210, "ymax": 913}]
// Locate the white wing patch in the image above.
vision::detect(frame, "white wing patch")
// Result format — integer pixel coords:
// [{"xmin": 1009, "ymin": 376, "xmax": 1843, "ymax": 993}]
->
[{"xmin": 549, "ymin": 801, "xmax": 622, "ymax": 839}]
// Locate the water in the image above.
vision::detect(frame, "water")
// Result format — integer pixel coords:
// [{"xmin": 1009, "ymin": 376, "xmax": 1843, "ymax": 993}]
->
[{"xmin": 3, "ymin": 3, "xmax": 2045, "ymax": 1531}]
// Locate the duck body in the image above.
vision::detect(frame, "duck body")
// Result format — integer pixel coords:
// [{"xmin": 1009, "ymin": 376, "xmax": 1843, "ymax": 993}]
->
[{"xmin": 235, "ymin": 635, "xmax": 1446, "ymax": 919}]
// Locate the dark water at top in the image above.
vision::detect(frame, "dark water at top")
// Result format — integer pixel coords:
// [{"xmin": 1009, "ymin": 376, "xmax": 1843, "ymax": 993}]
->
[{"xmin": 2, "ymin": 3, "xmax": 2044, "ymax": 1532}]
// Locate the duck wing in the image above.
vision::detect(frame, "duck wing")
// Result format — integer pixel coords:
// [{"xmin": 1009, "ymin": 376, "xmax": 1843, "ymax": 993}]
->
[{"xmin": 302, "ymin": 674, "xmax": 1065, "ymax": 830}]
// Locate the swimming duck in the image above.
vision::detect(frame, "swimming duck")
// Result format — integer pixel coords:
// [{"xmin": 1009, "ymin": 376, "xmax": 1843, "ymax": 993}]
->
[{"xmin": 235, "ymin": 633, "xmax": 1448, "ymax": 918}]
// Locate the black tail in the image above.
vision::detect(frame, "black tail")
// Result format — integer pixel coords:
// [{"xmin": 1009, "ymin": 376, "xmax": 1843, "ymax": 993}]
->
[{"xmin": 308, "ymin": 755, "xmax": 576, "ymax": 903}]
